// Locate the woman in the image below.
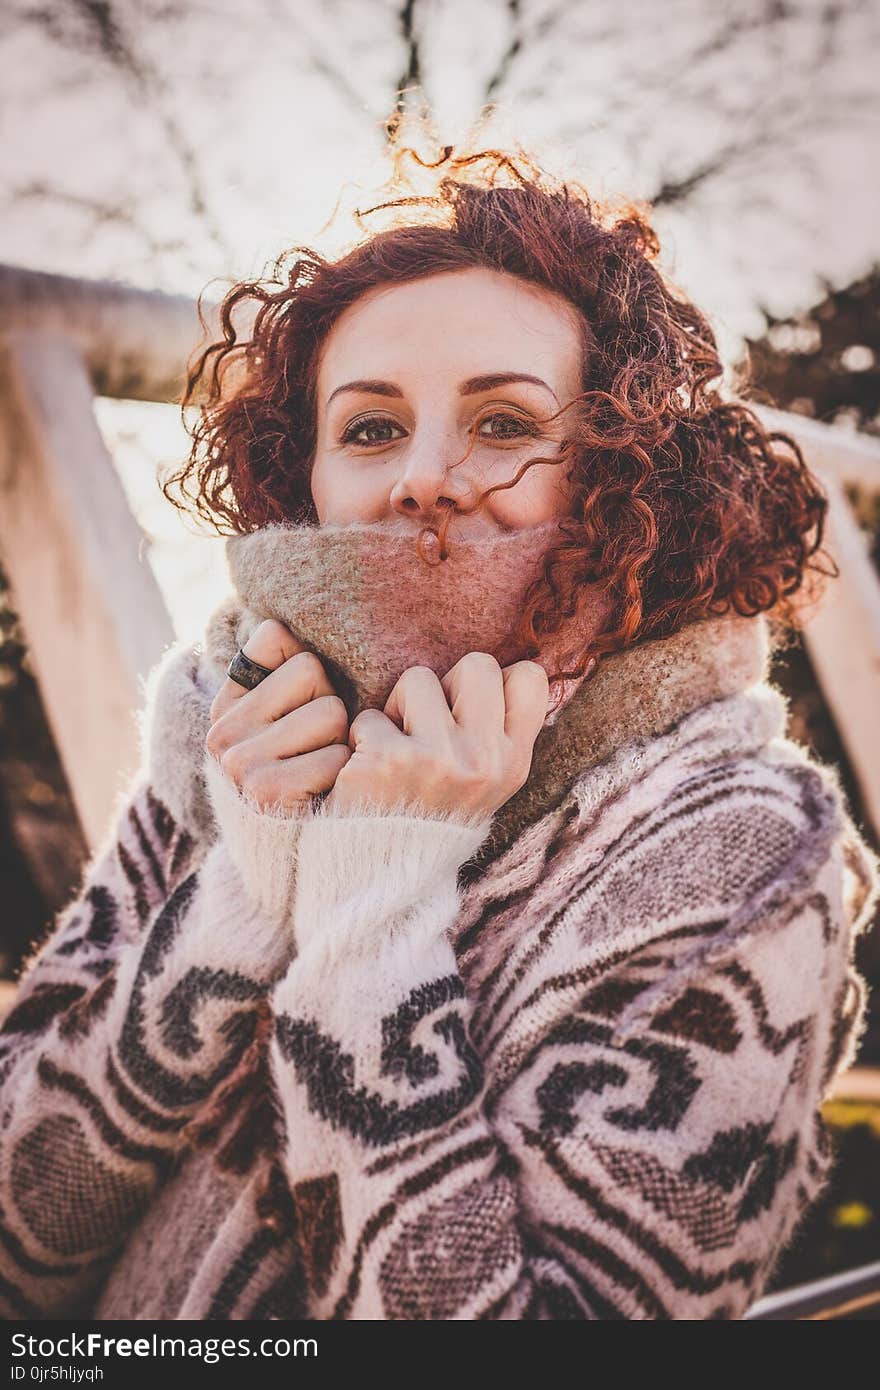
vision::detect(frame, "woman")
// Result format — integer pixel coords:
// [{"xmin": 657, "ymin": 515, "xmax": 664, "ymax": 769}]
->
[{"xmin": 0, "ymin": 142, "xmax": 877, "ymax": 1321}]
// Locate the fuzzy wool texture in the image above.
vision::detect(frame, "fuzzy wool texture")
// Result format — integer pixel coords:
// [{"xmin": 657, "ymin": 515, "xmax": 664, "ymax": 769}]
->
[
  {"xmin": 0, "ymin": 518, "xmax": 878, "ymax": 1321},
  {"xmin": 223, "ymin": 518, "xmax": 611, "ymax": 720},
  {"xmin": 142, "ymin": 518, "xmax": 774, "ymax": 871},
  {"xmin": 202, "ymin": 754, "xmax": 306, "ymax": 925}
]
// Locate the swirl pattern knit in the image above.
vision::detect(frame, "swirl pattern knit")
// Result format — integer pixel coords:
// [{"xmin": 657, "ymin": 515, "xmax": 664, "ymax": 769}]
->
[{"xmin": 0, "ymin": 520, "xmax": 876, "ymax": 1321}]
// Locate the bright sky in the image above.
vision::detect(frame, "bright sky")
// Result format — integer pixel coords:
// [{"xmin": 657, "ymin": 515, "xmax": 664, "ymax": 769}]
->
[{"xmin": 2, "ymin": 0, "xmax": 878, "ymax": 641}]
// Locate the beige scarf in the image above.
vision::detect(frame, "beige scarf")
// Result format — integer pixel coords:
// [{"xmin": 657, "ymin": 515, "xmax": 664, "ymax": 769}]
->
[{"xmin": 142, "ymin": 519, "xmax": 775, "ymax": 871}]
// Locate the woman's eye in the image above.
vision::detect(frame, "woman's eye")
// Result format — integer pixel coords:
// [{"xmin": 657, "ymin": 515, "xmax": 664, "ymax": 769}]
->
[
  {"xmin": 340, "ymin": 416, "xmax": 403, "ymax": 447},
  {"xmin": 477, "ymin": 411, "xmax": 539, "ymax": 442},
  {"xmin": 339, "ymin": 410, "xmax": 539, "ymax": 449}
]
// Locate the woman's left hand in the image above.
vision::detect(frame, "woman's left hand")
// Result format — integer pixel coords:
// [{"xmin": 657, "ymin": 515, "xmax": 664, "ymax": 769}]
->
[{"xmin": 324, "ymin": 652, "xmax": 550, "ymax": 822}]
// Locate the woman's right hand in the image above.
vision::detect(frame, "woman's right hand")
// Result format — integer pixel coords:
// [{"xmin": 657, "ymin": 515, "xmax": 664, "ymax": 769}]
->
[{"xmin": 205, "ymin": 618, "xmax": 353, "ymax": 813}]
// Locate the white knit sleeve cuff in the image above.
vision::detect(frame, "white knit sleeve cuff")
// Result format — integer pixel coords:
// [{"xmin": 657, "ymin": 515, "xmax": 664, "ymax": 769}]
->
[
  {"xmin": 156, "ymin": 837, "xmax": 296, "ymax": 985},
  {"xmin": 203, "ymin": 752, "xmax": 307, "ymax": 924},
  {"xmin": 289, "ymin": 796, "xmax": 495, "ymax": 966}
]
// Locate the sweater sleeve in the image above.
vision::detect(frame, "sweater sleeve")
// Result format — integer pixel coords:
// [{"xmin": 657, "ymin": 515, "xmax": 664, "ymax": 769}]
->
[
  {"xmin": 264, "ymin": 783, "xmax": 877, "ymax": 1320},
  {"xmin": 0, "ymin": 770, "xmax": 304, "ymax": 1320}
]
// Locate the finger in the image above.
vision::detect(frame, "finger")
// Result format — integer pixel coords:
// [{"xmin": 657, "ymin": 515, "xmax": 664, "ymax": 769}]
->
[
  {"xmin": 211, "ymin": 625, "xmax": 335, "ymax": 730},
  {"xmin": 439, "ymin": 652, "xmax": 507, "ymax": 732},
  {"xmin": 207, "ymin": 651, "xmax": 342, "ymax": 761},
  {"xmin": 223, "ymin": 693, "xmax": 349, "ymax": 768},
  {"xmin": 383, "ymin": 666, "xmax": 455, "ymax": 736},
  {"xmin": 347, "ymin": 706, "xmax": 406, "ymax": 756},
  {"xmin": 501, "ymin": 661, "xmax": 550, "ymax": 742},
  {"xmin": 229, "ymin": 742, "xmax": 352, "ymax": 806},
  {"xmin": 210, "ymin": 619, "xmax": 307, "ymax": 723}
]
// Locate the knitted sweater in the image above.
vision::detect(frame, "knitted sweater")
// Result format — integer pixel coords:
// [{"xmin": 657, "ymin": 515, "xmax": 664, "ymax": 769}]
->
[{"xmin": 0, "ymin": 520, "xmax": 877, "ymax": 1321}]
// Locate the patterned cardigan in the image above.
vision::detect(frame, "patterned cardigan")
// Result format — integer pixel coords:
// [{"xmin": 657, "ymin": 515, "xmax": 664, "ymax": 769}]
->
[{"xmin": 0, "ymin": 550, "xmax": 877, "ymax": 1320}]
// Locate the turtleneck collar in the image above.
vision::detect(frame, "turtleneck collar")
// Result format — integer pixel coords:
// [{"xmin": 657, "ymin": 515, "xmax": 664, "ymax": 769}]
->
[
  {"xmin": 185, "ymin": 519, "xmax": 773, "ymax": 866},
  {"xmin": 217, "ymin": 518, "xmax": 615, "ymax": 726}
]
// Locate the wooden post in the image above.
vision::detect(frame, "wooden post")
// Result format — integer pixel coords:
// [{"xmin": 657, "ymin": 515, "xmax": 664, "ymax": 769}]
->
[
  {"xmin": 0, "ymin": 261, "xmax": 246, "ymax": 404},
  {"xmin": 0, "ymin": 330, "xmax": 175, "ymax": 848},
  {"xmin": 752, "ymin": 406, "xmax": 880, "ymax": 838},
  {"xmin": 0, "ymin": 262, "xmax": 213, "ymax": 403}
]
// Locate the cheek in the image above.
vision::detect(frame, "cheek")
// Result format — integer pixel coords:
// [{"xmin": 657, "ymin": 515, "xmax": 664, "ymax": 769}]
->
[
  {"xmin": 310, "ymin": 454, "xmax": 385, "ymax": 525},
  {"xmin": 308, "ymin": 456, "xmax": 330, "ymax": 520},
  {"xmin": 487, "ymin": 461, "xmax": 574, "ymax": 527}
]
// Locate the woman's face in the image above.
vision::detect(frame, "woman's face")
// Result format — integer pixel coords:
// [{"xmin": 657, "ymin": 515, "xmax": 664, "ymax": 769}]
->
[{"xmin": 310, "ymin": 266, "xmax": 586, "ymax": 538}]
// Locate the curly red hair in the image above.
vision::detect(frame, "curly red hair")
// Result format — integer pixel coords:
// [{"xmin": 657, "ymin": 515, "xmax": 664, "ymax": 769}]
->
[{"xmin": 162, "ymin": 135, "xmax": 837, "ymax": 686}]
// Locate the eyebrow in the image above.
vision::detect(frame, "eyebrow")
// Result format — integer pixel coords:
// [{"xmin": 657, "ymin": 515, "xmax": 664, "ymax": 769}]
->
[{"xmin": 326, "ymin": 372, "xmax": 560, "ymax": 408}]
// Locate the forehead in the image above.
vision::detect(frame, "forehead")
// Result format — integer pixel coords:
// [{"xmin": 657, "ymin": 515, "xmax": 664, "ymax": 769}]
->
[{"xmin": 316, "ymin": 266, "xmax": 585, "ymax": 398}]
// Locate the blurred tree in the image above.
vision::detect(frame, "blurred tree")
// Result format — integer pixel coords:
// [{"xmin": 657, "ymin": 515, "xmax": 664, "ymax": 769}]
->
[
  {"xmin": 1, "ymin": 0, "xmax": 877, "ymax": 367},
  {"xmin": 742, "ymin": 264, "xmax": 880, "ymax": 438},
  {"xmin": 737, "ymin": 266, "xmax": 880, "ymax": 1297},
  {"xmin": 0, "ymin": 561, "xmax": 88, "ymax": 979}
]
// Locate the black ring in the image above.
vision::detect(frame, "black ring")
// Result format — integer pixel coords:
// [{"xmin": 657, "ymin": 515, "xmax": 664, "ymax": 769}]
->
[{"xmin": 227, "ymin": 648, "xmax": 273, "ymax": 691}]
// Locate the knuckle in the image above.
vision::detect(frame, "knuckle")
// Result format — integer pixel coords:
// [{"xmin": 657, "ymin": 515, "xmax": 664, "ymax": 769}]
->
[
  {"xmin": 433, "ymin": 750, "xmax": 467, "ymax": 783},
  {"xmin": 350, "ymin": 707, "xmax": 380, "ymax": 737},
  {"xmin": 517, "ymin": 659, "xmax": 549, "ymax": 696},
  {"xmin": 329, "ymin": 742, "xmax": 352, "ymax": 771},
  {"xmin": 218, "ymin": 743, "xmax": 249, "ymax": 784},
  {"xmin": 292, "ymin": 649, "xmax": 326, "ymax": 682},
  {"xmin": 205, "ymin": 720, "xmax": 229, "ymax": 758},
  {"xmin": 401, "ymin": 664, "xmax": 433, "ymax": 685},
  {"xmin": 464, "ymin": 650, "xmax": 501, "ymax": 671},
  {"xmin": 320, "ymin": 693, "xmax": 349, "ymax": 735},
  {"xmin": 306, "ymin": 744, "xmax": 351, "ymax": 796},
  {"xmin": 252, "ymin": 617, "xmax": 290, "ymax": 647}
]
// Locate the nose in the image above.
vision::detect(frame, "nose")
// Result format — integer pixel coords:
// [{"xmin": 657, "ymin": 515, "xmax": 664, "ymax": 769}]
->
[{"xmin": 387, "ymin": 432, "xmax": 475, "ymax": 526}]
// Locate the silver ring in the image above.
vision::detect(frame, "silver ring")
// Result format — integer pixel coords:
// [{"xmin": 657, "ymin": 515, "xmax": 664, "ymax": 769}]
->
[{"xmin": 227, "ymin": 648, "xmax": 273, "ymax": 691}]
